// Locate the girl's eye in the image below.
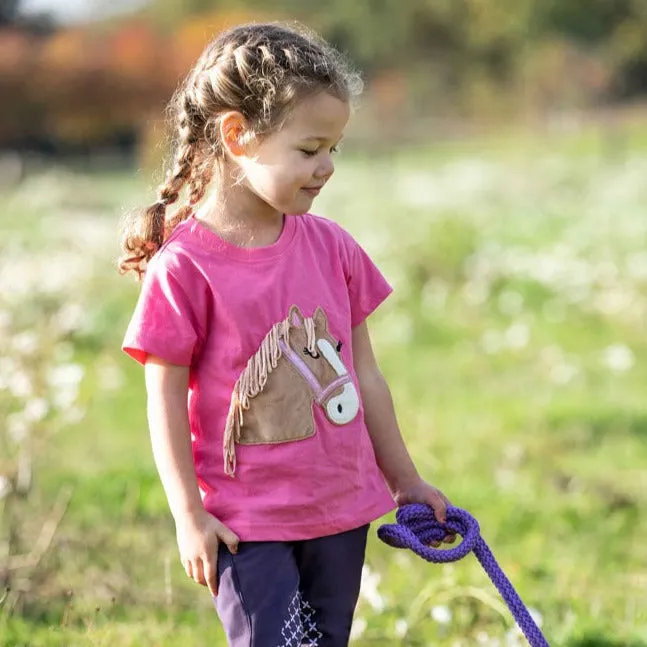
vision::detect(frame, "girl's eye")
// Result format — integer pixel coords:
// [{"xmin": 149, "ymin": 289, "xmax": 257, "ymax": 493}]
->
[
  {"xmin": 300, "ymin": 146, "xmax": 341, "ymax": 157},
  {"xmin": 336, "ymin": 340, "xmax": 343, "ymax": 352}
]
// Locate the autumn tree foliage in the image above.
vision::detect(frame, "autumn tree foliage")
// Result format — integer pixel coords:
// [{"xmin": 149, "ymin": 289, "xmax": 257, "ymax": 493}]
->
[
  {"xmin": 0, "ymin": 9, "xmax": 261, "ymax": 155},
  {"xmin": 1, "ymin": 1, "xmax": 647, "ymax": 155}
]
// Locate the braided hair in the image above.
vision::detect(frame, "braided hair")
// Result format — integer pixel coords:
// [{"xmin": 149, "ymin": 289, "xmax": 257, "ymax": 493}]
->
[{"xmin": 119, "ymin": 22, "xmax": 361, "ymax": 278}]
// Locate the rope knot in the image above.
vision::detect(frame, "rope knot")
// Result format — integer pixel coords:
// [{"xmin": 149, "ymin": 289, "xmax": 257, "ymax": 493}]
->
[{"xmin": 378, "ymin": 504, "xmax": 480, "ymax": 563}]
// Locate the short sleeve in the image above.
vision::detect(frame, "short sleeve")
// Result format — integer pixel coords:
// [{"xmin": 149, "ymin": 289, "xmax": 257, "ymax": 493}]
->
[
  {"xmin": 341, "ymin": 228, "xmax": 393, "ymax": 327},
  {"xmin": 122, "ymin": 254, "xmax": 203, "ymax": 366}
]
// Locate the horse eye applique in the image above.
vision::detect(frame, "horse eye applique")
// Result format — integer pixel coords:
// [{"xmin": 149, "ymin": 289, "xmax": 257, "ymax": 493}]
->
[
  {"xmin": 303, "ymin": 347, "xmax": 321, "ymax": 359},
  {"xmin": 336, "ymin": 340, "xmax": 343, "ymax": 352}
]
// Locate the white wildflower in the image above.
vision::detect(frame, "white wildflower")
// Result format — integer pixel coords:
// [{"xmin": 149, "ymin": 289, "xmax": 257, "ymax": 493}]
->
[
  {"xmin": 541, "ymin": 345, "xmax": 579, "ymax": 384},
  {"xmin": 505, "ymin": 627, "xmax": 524, "ymax": 646},
  {"xmin": 359, "ymin": 565, "xmax": 385, "ymax": 612},
  {"xmin": 0, "ymin": 475, "xmax": 11, "ymax": 500},
  {"xmin": 477, "ymin": 630, "xmax": 501, "ymax": 646},
  {"xmin": 40, "ymin": 255, "xmax": 86, "ymax": 294},
  {"xmin": 0, "ymin": 356, "xmax": 17, "ymax": 390},
  {"xmin": 602, "ymin": 344, "xmax": 634, "ymax": 373},
  {"xmin": 0, "ymin": 309, "xmax": 12, "ymax": 330},
  {"xmin": 10, "ymin": 369, "xmax": 33, "ymax": 398},
  {"xmin": 394, "ymin": 553, "xmax": 410, "ymax": 568},
  {"xmin": 495, "ymin": 467, "xmax": 516, "ymax": 490},
  {"xmin": 504, "ymin": 322, "xmax": 530, "ymax": 350},
  {"xmin": 550, "ymin": 362, "xmax": 579, "ymax": 385},
  {"xmin": 54, "ymin": 303, "xmax": 86, "ymax": 334},
  {"xmin": 394, "ymin": 619, "xmax": 408, "ymax": 638},
  {"xmin": 11, "ymin": 331, "xmax": 39, "ymax": 355},
  {"xmin": 481, "ymin": 329, "xmax": 502, "ymax": 354},
  {"xmin": 24, "ymin": 398, "xmax": 49, "ymax": 422},
  {"xmin": 7, "ymin": 412, "xmax": 29, "ymax": 444},
  {"xmin": 349, "ymin": 617, "xmax": 367, "ymax": 641},
  {"xmin": 431, "ymin": 604, "xmax": 452, "ymax": 624},
  {"xmin": 625, "ymin": 251, "xmax": 647, "ymax": 281},
  {"xmin": 594, "ymin": 288, "xmax": 633, "ymax": 317},
  {"xmin": 528, "ymin": 252, "xmax": 561, "ymax": 286},
  {"xmin": 47, "ymin": 363, "xmax": 84, "ymax": 409},
  {"xmin": 528, "ymin": 607, "xmax": 543, "ymax": 627},
  {"xmin": 48, "ymin": 363, "xmax": 84, "ymax": 389}
]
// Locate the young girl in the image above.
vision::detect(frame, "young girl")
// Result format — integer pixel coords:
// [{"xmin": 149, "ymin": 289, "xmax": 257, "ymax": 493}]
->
[{"xmin": 120, "ymin": 22, "xmax": 452, "ymax": 647}]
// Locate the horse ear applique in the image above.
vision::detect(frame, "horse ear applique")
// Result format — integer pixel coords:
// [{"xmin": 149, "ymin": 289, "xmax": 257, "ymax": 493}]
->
[
  {"xmin": 223, "ymin": 305, "xmax": 360, "ymax": 476},
  {"xmin": 289, "ymin": 304, "xmax": 305, "ymax": 328},
  {"xmin": 313, "ymin": 306, "xmax": 327, "ymax": 331}
]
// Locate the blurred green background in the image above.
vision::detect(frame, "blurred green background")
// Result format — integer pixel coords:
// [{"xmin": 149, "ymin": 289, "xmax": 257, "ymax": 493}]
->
[{"xmin": 1, "ymin": 1, "xmax": 647, "ymax": 646}]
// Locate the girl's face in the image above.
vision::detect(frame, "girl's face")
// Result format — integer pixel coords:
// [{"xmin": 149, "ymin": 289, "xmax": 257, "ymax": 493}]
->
[{"xmin": 239, "ymin": 91, "xmax": 350, "ymax": 215}]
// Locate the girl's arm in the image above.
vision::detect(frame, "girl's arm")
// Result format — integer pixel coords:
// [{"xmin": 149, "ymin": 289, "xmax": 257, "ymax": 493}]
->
[
  {"xmin": 351, "ymin": 321, "xmax": 453, "ymax": 529},
  {"xmin": 145, "ymin": 357, "xmax": 203, "ymax": 518},
  {"xmin": 144, "ymin": 356, "xmax": 239, "ymax": 595}
]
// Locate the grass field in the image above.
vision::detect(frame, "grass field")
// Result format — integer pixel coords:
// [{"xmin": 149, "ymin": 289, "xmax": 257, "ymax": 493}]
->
[{"xmin": 1, "ymin": 121, "xmax": 647, "ymax": 646}]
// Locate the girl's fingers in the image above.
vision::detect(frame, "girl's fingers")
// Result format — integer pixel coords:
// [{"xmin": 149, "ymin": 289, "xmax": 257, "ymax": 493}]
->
[
  {"xmin": 194, "ymin": 557, "xmax": 206, "ymax": 586},
  {"xmin": 214, "ymin": 522, "xmax": 240, "ymax": 555},
  {"xmin": 432, "ymin": 497, "xmax": 448, "ymax": 524},
  {"xmin": 204, "ymin": 555, "xmax": 218, "ymax": 597},
  {"xmin": 184, "ymin": 560, "xmax": 193, "ymax": 580}
]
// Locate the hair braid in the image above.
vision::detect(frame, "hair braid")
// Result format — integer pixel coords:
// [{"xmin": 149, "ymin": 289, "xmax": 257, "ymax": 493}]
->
[{"xmin": 118, "ymin": 94, "xmax": 203, "ymax": 277}]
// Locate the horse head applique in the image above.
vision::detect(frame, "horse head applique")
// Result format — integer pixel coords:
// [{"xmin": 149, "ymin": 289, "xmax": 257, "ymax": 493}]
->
[{"xmin": 223, "ymin": 305, "xmax": 359, "ymax": 476}]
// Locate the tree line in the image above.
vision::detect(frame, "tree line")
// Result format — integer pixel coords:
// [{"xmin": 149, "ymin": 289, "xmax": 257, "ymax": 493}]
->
[{"xmin": 1, "ymin": 0, "xmax": 646, "ymax": 156}]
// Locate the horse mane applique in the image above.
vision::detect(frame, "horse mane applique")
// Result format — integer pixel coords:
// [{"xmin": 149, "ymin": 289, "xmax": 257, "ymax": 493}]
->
[{"xmin": 223, "ymin": 305, "xmax": 360, "ymax": 476}]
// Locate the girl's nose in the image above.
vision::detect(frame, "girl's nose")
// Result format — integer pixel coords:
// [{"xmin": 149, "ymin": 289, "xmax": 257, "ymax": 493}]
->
[{"xmin": 315, "ymin": 155, "xmax": 334, "ymax": 180}]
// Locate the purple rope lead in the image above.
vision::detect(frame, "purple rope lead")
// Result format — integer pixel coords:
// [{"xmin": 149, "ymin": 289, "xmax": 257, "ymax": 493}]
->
[{"xmin": 378, "ymin": 504, "xmax": 550, "ymax": 647}]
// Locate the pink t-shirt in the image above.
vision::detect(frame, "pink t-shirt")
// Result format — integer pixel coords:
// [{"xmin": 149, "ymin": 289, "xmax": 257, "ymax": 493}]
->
[{"xmin": 123, "ymin": 213, "xmax": 396, "ymax": 541}]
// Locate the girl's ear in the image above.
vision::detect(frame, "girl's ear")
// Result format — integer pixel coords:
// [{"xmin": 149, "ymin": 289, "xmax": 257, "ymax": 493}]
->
[{"xmin": 219, "ymin": 111, "xmax": 248, "ymax": 158}]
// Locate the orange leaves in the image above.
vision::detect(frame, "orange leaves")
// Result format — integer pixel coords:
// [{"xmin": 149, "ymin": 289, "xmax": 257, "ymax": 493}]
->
[
  {"xmin": 0, "ymin": 8, "xmax": 266, "ymax": 148},
  {"xmin": 109, "ymin": 20, "xmax": 161, "ymax": 81},
  {"xmin": 40, "ymin": 27, "xmax": 90, "ymax": 73}
]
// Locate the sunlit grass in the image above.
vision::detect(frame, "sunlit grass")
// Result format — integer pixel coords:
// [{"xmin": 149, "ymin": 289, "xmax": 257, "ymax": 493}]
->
[{"xmin": 2, "ymin": 120, "xmax": 647, "ymax": 645}]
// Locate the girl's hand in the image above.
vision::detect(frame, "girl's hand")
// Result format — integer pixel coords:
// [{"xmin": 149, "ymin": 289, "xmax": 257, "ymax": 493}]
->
[
  {"xmin": 175, "ymin": 509, "xmax": 240, "ymax": 597},
  {"xmin": 394, "ymin": 478, "xmax": 456, "ymax": 546}
]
